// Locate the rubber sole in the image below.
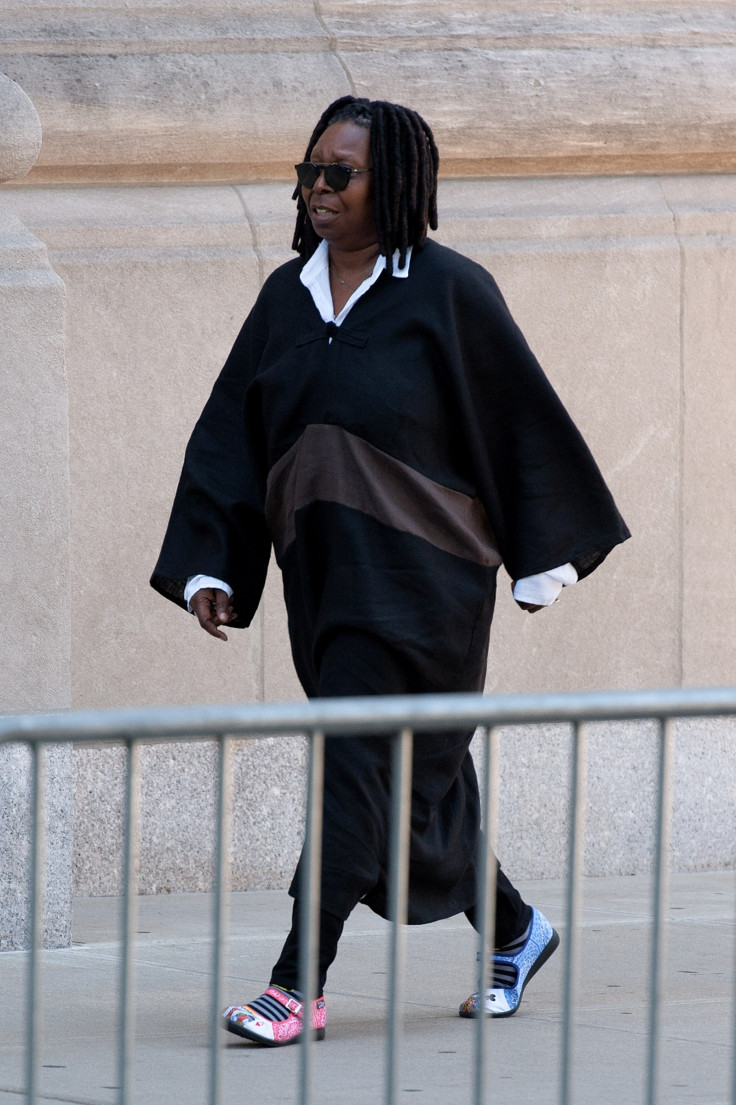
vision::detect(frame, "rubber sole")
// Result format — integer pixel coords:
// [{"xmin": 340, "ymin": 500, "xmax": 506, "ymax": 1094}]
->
[
  {"xmin": 223, "ymin": 1015, "xmax": 326, "ymax": 1047},
  {"xmin": 459, "ymin": 927, "xmax": 560, "ymax": 1019}
]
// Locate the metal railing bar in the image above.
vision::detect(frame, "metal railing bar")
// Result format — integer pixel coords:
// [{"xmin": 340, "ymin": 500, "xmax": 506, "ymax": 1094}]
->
[
  {"xmin": 645, "ymin": 718, "xmax": 674, "ymax": 1105},
  {"xmin": 209, "ymin": 734, "xmax": 232, "ymax": 1105},
  {"xmin": 560, "ymin": 722, "xmax": 588, "ymax": 1105},
  {"xmin": 385, "ymin": 728, "xmax": 413, "ymax": 1105},
  {"xmin": 4, "ymin": 686, "xmax": 736, "ymax": 744},
  {"xmin": 473, "ymin": 726, "xmax": 500, "ymax": 1105},
  {"xmin": 25, "ymin": 742, "xmax": 45, "ymax": 1105},
  {"xmin": 298, "ymin": 729, "xmax": 325, "ymax": 1105},
  {"xmin": 118, "ymin": 739, "xmax": 141, "ymax": 1105}
]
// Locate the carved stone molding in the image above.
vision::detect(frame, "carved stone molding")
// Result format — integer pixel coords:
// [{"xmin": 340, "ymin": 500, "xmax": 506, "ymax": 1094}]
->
[
  {"xmin": 0, "ymin": 1, "xmax": 734, "ymax": 184},
  {"xmin": 0, "ymin": 73, "xmax": 42, "ymax": 183}
]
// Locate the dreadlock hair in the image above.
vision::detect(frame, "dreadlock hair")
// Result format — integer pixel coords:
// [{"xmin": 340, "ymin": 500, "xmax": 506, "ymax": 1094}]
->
[{"xmin": 291, "ymin": 96, "xmax": 439, "ymax": 273}]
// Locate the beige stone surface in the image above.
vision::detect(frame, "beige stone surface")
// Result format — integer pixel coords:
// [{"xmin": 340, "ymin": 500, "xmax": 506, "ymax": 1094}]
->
[
  {"xmin": 71, "ymin": 744, "xmax": 126, "ymax": 896},
  {"xmin": 2, "ymin": 186, "xmax": 265, "ymax": 710},
  {"xmin": 478, "ymin": 714, "xmax": 736, "ymax": 880},
  {"xmin": 73, "ymin": 737, "xmax": 307, "ymax": 897},
  {"xmin": 436, "ymin": 177, "xmax": 681, "ymax": 693},
  {"xmin": 474, "ymin": 715, "xmax": 736, "ymax": 880},
  {"xmin": 657, "ymin": 176, "xmax": 736, "ymax": 687},
  {"xmin": 0, "ymin": 183, "xmax": 304, "ymax": 898},
  {"xmin": 1, "ymin": 1, "xmax": 735, "ymax": 184},
  {"xmin": 71, "ymin": 711, "xmax": 736, "ymax": 898},
  {"xmin": 669, "ymin": 717, "xmax": 736, "ymax": 872},
  {"xmin": 0, "ymin": 744, "xmax": 73, "ymax": 949}
]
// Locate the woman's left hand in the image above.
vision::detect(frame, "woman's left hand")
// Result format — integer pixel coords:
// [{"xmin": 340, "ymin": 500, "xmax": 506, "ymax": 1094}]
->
[{"xmin": 510, "ymin": 581, "xmax": 545, "ymax": 613}]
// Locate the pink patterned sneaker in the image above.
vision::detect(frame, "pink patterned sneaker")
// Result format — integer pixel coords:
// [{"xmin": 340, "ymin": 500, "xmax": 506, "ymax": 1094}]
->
[{"xmin": 222, "ymin": 986, "xmax": 326, "ymax": 1047}]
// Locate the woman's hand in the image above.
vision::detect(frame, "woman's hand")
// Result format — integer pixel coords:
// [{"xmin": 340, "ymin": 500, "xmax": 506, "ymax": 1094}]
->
[
  {"xmin": 190, "ymin": 588, "xmax": 237, "ymax": 641},
  {"xmin": 510, "ymin": 581, "xmax": 545, "ymax": 613}
]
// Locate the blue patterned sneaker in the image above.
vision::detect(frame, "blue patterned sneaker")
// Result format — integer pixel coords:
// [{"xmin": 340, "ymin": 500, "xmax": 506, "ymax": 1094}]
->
[{"xmin": 458, "ymin": 907, "xmax": 559, "ymax": 1018}]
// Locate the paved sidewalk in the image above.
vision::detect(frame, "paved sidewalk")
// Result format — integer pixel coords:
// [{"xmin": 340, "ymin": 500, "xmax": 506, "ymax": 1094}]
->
[{"xmin": 0, "ymin": 871, "xmax": 733, "ymax": 1105}]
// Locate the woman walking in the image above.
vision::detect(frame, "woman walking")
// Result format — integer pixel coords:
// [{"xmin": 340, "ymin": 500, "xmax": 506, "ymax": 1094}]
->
[{"xmin": 151, "ymin": 96, "xmax": 629, "ymax": 1046}]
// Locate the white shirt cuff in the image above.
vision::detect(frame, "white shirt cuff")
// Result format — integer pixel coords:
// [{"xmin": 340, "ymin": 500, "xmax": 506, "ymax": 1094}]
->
[
  {"xmin": 184, "ymin": 575, "xmax": 233, "ymax": 612},
  {"xmin": 513, "ymin": 563, "xmax": 578, "ymax": 606}
]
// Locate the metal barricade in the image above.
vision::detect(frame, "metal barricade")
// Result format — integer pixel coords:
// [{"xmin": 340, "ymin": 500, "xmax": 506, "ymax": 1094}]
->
[{"xmin": 2, "ymin": 686, "xmax": 735, "ymax": 1105}]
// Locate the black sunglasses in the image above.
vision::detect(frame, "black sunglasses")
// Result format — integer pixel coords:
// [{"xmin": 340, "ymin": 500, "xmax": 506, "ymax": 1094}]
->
[{"xmin": 295, "ymin": 162, "xmax": 373, "ymax": 191}]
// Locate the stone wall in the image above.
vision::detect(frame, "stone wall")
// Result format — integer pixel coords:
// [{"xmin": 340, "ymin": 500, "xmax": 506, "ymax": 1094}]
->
[{"xmin": 1, "ymin": 2, "xmax": 735, "ymax": 905}]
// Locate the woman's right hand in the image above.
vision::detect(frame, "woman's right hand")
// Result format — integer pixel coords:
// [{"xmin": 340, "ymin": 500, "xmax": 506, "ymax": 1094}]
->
[{"xmin": 190, "ymin": 588, "xmax": 237, "ymax": 641}]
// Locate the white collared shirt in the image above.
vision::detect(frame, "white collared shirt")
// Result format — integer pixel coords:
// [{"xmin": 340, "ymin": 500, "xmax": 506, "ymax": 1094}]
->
[
  {"xmin": 184, "ymin": 242, "xmax": 576, "ymax": 610},
  {"xmin": 299, "ymin": 239, "xmax": 410, "ymax": 328}
]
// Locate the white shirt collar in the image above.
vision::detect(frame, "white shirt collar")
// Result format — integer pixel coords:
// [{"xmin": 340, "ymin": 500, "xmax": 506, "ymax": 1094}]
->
[{"xmin": 300, "ymin": 240, "xmax": 411, "ymax": 326}]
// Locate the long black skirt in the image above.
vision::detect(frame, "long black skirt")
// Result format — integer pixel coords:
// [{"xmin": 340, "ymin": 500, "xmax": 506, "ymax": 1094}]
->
[{"xmin": 286, "ymin": 620, "xmax": 526, "ymax": 942}]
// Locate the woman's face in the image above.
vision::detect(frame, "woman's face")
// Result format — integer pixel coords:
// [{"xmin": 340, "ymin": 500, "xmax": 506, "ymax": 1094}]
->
[{"xmin": 302, "ymin": 121, "xmax": 377, "ymax": 253}]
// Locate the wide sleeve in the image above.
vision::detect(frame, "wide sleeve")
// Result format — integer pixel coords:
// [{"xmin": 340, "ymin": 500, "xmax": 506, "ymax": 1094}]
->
[
  {"xmin": 150, "ymin": 309, "xmax": 272, "ymax": 628},
  {"xmin": 440, "ymin": 262, "xmax": 630, "ymax": 583}
]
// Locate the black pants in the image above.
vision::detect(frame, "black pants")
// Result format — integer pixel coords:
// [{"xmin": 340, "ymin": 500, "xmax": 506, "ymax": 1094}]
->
[
  {"xmin": 271, "ymin": 894, "xmax": 531, "ymax": 995},
  {"xmin": 271, "ymin": 628, "xmax": 529, "ymax": 993}
]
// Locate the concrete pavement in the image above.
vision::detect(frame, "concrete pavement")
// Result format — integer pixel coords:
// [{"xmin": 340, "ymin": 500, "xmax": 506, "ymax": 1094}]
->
[{"xmin": 1, "ymin": 871, "xmax": 734, "ymax": 1105}]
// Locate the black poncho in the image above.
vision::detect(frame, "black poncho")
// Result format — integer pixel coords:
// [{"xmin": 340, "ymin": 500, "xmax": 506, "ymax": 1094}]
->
[{"xmin": 151, "ymin": 239, "xmax": 629, "ymax": 922}]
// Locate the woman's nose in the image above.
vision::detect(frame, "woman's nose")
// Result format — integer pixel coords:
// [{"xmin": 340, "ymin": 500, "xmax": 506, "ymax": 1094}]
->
[{"xmin": 313, "ymin": 168, "xmax": 333, "ymax": 191}]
